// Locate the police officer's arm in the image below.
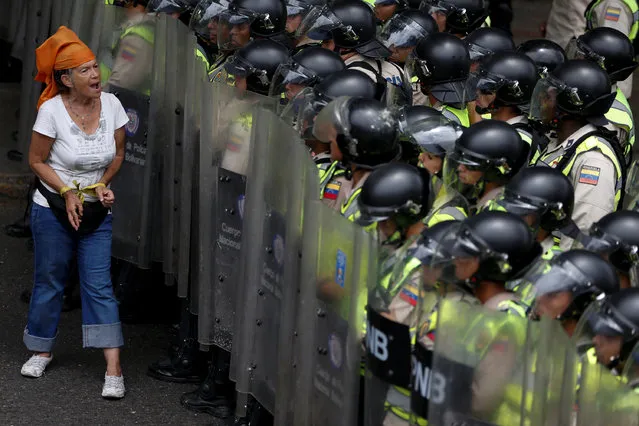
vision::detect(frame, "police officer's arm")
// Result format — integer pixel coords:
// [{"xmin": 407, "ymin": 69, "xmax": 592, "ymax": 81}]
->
[
  {"xmin": 471, "ymin": 337, "xmax": 518, "ymax": 416},
  {"xmin": 108, "ymin": 35, "xmax": 154, "ymax": 91},
  {"xmin": 594, "ymin": 0, "xmax": 633, "ymax": 34},
  {"xmin": 570, "ymin": 151, "xmax": 617, "ymax": 233}
]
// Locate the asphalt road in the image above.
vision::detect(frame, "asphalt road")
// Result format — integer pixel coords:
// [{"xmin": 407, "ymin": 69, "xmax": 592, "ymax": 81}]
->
[{"xmin": 0, "ymin": 197, "xmax": 225, "ymax": 426}]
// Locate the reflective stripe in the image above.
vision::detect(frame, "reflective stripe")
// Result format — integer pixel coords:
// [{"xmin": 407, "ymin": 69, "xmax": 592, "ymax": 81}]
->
[
  {"xmin": 426, "ymin": 206, "xmax": 467, "ymax": 227},
  {"xmin": 195, "ymin": 45, "xmax": 210, "ymax": 74},
  {"xmin": 586, "ymin": 0, "xmax": 639, "ymax": 40},
  {"xmin": 341, "ymin": 188, "xmax": 362, "ymax": 220},
  {"xmin": 607, "ymin": 89, "xmax": 635, "ymax": 163},
  {"xmin": 541, "ymin": 135, "xmax": 624, "ymax": 209}
]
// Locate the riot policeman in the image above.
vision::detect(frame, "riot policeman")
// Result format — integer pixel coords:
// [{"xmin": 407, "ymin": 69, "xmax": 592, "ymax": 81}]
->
[
  {"xmin": 373, "ymin": 0, "xmax": 409, "ymax": 25},
  {"xmin": 216, "ymin": 0, "xmax": 288, "ymax": 51},
  {"xmin": 485, "ymin": 166, "xmax": 575, "ymax": 257},
  {"xmin": 287, "ymin": 69, "xmax": 385, "ymax": 201},
  {"xmin": 577, "ymin": 210, "xmax": 639, "ymax": 289},
  {"xmin": 419, "ymin": 0, "xmax": 490, "ymax": 36},
  {"xmin": 517, "ymin": 38, "xmax": 567, "ymax": 78},
  {"xmin": 189, "ymin": 0, "xmax": 232, "ymax": 76},
  {"xmin": 579, "ymin": 288, "xmax": 639, "ymax": 374},
  {"xmin": 517, "ymin": 249, "xmax": 620, "ymax": 336},
  {"xmin": 284, "ymin": 0, "xmax": 325, "ymax": 39},
  {"xmin": 472, "ymin": 51, "xmax": 545, "ymax": 160},
  {"xmin": 529, "ymin": 59, "xmax": 626, "ymax": 242},
  {"xmin": 297, "ymin": 0, "xmax": 412, "ymax": 105},
  {"xmin": 443, "ymin": 120, "xmax": 529, "ymax": 208},
  {"xmin": 567, "ymin": 27, "xmax": 638, "ymax": 165},
  {"xmin": 269, "ymin": 46, "xmax": 345, "ymax": 103},
  {"xmin": 404, "ymin": 32, "xmax": 474, "ymax": 126},
  {"xmin": 377, "ymin": 9, "xmax": 437, "ymax": 105},
  {"xmin": 584, "ymin": 0, "xmax": 639, "ymax": 98},
  {"xmin": 312, "ymin": 96, "xmax": 401, "ymax": 224}
]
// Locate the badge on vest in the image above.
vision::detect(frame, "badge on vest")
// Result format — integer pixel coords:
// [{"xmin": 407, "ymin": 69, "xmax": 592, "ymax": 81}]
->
[
  {"xmin": 605, "ymin": 7, "xmax": 621, "ymax": 21},
  {"xmin": 579, "ymin": 165, "xmax": 601, "ymax": 185},
  {"xmin": 323, "ymin": 180, "xmax": 341, "ymax": 200}
]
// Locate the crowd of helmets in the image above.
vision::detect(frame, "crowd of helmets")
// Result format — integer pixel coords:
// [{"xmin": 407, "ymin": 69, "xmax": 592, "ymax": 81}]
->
[{"xmin": 120, "ymin": 0, "xmax": 639, "ymax": 423}]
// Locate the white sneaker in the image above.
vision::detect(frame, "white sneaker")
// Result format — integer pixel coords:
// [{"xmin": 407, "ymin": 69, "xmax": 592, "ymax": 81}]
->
[
  {"xmin": 21, "ymin": 354, "xmax": 53, "ymax": 378},
  {"xmin": 102, "ymin": 374, "xmax": 125, "ymax": 399}
]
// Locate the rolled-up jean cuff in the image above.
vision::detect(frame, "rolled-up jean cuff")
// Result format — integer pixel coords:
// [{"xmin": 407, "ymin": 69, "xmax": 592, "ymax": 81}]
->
[
  {"xmin": 23, "ymin": 328, "xmax": 57, "ymax": 352},
  {"xmin": 82, "ymin": 323, "xmax": 124, "ymax": 348}
]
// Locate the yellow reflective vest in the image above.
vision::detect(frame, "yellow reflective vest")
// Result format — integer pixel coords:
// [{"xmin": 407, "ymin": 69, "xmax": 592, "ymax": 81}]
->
[
  {"xmin": 606, "ymin": 87, "xmax": 635, "ymax": 166},
  {"xmin": 586, "ymin": 0, "xmax": 639, "ymax": 41}
]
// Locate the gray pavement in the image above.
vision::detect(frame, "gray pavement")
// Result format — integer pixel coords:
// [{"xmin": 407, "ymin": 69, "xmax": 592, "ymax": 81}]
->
[{"xmin": 0, "ymin": 198, "xmax": 224, "ymax": 426}]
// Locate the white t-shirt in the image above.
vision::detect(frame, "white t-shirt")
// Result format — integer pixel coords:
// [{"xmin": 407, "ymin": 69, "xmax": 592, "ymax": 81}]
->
[{"xmin": 32, "ymin": 93, "xmax": 129, "ymax": 207}]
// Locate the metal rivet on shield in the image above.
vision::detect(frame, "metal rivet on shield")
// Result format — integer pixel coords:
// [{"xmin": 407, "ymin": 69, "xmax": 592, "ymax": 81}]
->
[
  {"xmin": 215, "ymin": 317, "xmax": 220, "ymax": 323},
  {"xmin": 316, "ymin": 309, "xmax": 326, "ymax": 318},
  {"xmin": 256, "ymin": 320, "xmax": 263, "ymax": 326},
  {"xmin": 227, "ymin": 208, "xmax": 235, "ymax": 215},
  {"xmin": 218, "ymin": 274, "xmax": 225, "ymax": 282},
  {"xmin": 175, "ymin": 107, "xmax": 182, "ymax": 116},
  {"xmin": 36, "ymin": 10, "xmax": 42, "ymax": 17},
  {"xmin": 137, "ymin": 235, "xmax": 141, "ymax": 242},
  {"xmin": 257, "ymin": 289, "xmax": 264, "ymax": 296},
  {"xmin": 174, "ymin": 179, "xmax": 179, "ymax": 184},
  {"xmin": 250, "ymin": 363, "xmax": 257, "ymax": 370},
  {"xmin": 266, "ymin": 246, "xmax": 273, "ymax": 254}
]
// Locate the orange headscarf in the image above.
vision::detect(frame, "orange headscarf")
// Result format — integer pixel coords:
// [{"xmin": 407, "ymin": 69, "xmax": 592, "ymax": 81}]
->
[{"xmin": 35, "ymin": 26, "xmax": 96, "ymax": 110}]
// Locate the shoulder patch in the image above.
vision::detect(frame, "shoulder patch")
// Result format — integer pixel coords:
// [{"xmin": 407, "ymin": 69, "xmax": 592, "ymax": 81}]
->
[
  {"xmin": 400, "ymin": 287, "xmax": 418, "ymax": 306},
  {"xmin": 605, "ymin": 7, "xmax": 621, "ymax": 21},
  {"xmin": 323, "ymin": 180, "xmax": 341, "ymax": 200},
  {"xmin": 579, "ymin": 165, "xmax": 601, "ymax": 185}
]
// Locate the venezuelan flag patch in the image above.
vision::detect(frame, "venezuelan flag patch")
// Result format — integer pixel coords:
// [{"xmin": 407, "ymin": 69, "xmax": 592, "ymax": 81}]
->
[
  {"xmin": 399, "ymin": 287, "xmax": 418, "ymax": 306},
  {"xmin": 323, "ymin": 181, "xmax": 341, "ymax": 200},
  {"xmin": 121, "ymin": 45, "xmax": 137, "ymax": 62},
  {"xmin": 578, "ymin": 165, "xmax": 600, "ymax": 185},
  {"xmin": 226, "ymin": 136, "xmax": 242, "ymax": 152},
  {"xmin": 605, "ymin": 7, "xmax": 621, "ymax": 21}
]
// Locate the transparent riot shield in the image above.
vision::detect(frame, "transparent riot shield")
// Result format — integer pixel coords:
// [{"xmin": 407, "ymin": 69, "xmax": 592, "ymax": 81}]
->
[
  {"xmin": 106, "ymin": 11, "xmax": 161, "ymax": 269},
  {"xmin": 413, "ymin": 298, "xmax": 531, "ymax": 426},
  {"xmin": 525, "ymin": 318, "xmax": 578, "ymax": 426},
  {"xmin": 157, "ymin": 18, "xmax": 194, "ymax": 285},
  {"xmin": 176, "ymin": 37, "xmax": 207, "ymax": 299},
  {"xmin": 196, "ymin": 83, "xmax": 278, "ymax": 349},
  {"xmin": 68, "ymin": 0, "xmax": 103, "ymax": 52},
  {"xmin": 292, "ymin": 203, "xmax": 377, "ymax": 426},
  {"xmin": 623, "ymin": 341, "xmax": 639, "ymax": 392},
  {"xmin": 229, "ymin": 108, "xmax": 319, "ymax": 417},
  {"xmin": 365, "ymin": 252, "xmax": 440, "ymax": 426},
  {"xmin": 17, "ymin": 0, "xmax": 53, "ymax": 159},
  {"xmin": 576, "ymin": 358, "xmax": 639, "ymax": 425}
]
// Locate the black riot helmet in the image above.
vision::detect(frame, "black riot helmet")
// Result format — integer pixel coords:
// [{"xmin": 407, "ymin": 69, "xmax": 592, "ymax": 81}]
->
[
  {"xmin": 588, "ymin": 288, "xmax": 639, "ymax": 354},
  {"xmin": 570, "ymin": 27, "xmax": 639, "ymax": 84},
  {"xmin": 405, "ymin": 32, "xmax": 473, "ymax": 107},
  {"xmin": 474, "ymin": 52, "xmax": 539, "ymax": 108},
  {"xmin": 190, "ymin": 0, "xmax": 230, "ymax": 47},
  {"xmin": 399, "ymin": 105, "xmax": 447, "ymax": 130},
  {"xmin": 379, "ymin": 9, "xmax": 438, "ymax": 64},
  {"xmin": 493, "ymin": 166, "xmax": 574, "ymax": 232},
  {"xmin": 530, "ymin": 59, "xmax": 616, "ymax": 122},
  {"xmin": 397, "ymin": 106, "xmax": 458, "ymax": 164},
  {"xmin": 312, "ymin": 96, "xmax": 401, "ymax": 168},
  {"xmin": 410, "ymin": 219, "xmax": 460, "ymax": 267},
  {"xmin": 517, "ymin": 39, "xmax": 567, "ymax": 78},
  {"xmin": 224, "ymin": 39, "xmax": 291, "ymax": 95},
  {"xmin": 217, "ymin": 0, "xmax": 287, "ymax": 50},
  {"xmin": 421, "ymin": 0, "xmax": 489, "ymax": 35},
  {"xmin": 357, "ymin": 163, "xmax": 434, "ymax": 226},
  {"xmin": 523, "ymin": 249, "xmax": 620, "ymax": 322},
  {"xmin": 465, "ymin": 27, "xmax": 515, "ymax": 63},
  {"xmin": 287, "ymin": 69, "xmax": 384, "ymax": 139},
  {"xmin": 433, "ymin": 211, "xmax": 540, "ymax": 287},
  {"xmin": 445, "ymin": 120, "xmax": 529, "ymax": 187},
  {"xmin": 269, "ymin": 46, "xmax": 345, "ymax": 98},
  {"xmin": 297, "ymin": 0, "xmax": 390, "ymax": 58},
  {"xmin": 580, "ymin": 211, "xmax": 639, "ymax": 282}
]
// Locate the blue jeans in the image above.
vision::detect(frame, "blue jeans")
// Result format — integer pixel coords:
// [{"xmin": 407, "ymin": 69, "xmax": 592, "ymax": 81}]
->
[{"xmin": 24, "ymin": 203, "xmax": 124, "ymax": 352}]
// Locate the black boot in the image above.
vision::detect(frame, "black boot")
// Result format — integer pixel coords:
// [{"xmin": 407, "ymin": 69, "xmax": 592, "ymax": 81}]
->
[
  {"xmin": 181, "ymin": 348, "xmax": 235, "ymax": 418},
  {"xmin": 234, "ymin": 395, "xmax": 273, "ymax": 426},
  {"xmin": 148, "ymin": 306, "xmax": 206, "ymax": 383}
]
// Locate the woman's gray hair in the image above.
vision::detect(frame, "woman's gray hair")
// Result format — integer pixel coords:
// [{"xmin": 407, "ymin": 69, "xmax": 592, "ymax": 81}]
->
[{"xmin": 53, "ymin": 68, "xmax": 72, "ymax": 93}]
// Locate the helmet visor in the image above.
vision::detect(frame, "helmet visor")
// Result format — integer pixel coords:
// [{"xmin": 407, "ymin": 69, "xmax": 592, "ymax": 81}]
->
[
  {"xmin": 402, "ymin": 116, "xmax": 461, "ymax": 156},
  {"xmin": 295, "ymin": 5, "xmax": 343, "ymax": 40},
  {"xmin": 566, "ymin": 37, "xmax": 607, "ymax": 70},
  {"xmin": 190, "ymin": 0, "xmax": 229, "ymax": 44},
  {"xmin": 312, "ymin": 95, "xmax": 353, "ymax": 143},
  {"xmin": 467, "ymin": 41, "xmax": 494, "ymax": 63},
  {"xmin": 284, "ymin": 87, "xmax": 330, "ymax": 139},
  {"xmin": 420, "ymin": 0, "xmax": 455, "ymax": 16},
  {"xmin": 269, "ymin": 61, "xmax": 319, "ymax": 100},
  {"xmin": 528, "ymin": 77, "xmax": 561, "ymax": 124},
  {"xmin": 380, "ymin": 14, "xmax": 433, "ymax": 51},
  {"xmin": 147, "ymin": 0, "xmax": 192, "ymax": 13},
  {"xmin": 217, "ymin": 9, "xmax": 256, "ymax": 50},
  {"xmin": 519, "ymin": 257, "xmax": 594, "ymax": 301}
]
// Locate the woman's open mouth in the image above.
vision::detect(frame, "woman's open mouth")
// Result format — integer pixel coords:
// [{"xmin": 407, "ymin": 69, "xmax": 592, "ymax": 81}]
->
[{"xmin": 90, "ymin": 82, "xmax": 101, "ymax": 91}]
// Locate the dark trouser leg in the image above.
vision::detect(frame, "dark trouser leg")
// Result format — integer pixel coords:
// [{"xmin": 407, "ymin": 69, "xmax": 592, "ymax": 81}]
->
[
  {"xmin": 233, "ymin": 395, "xmax": 274, "ymax": 426},
  {"xmin": 181, "ymin": 347, "xmax": 235, "ymax": 418},
  {"xmin": 147, "ymin": 300, "xmax": 206, "ymax": 383}
]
